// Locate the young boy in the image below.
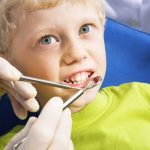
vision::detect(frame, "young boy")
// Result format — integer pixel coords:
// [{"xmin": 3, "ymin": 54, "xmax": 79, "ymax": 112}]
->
[{"xmin": 0, "ymin": 0, "xmax": 150, "ymax": 150}]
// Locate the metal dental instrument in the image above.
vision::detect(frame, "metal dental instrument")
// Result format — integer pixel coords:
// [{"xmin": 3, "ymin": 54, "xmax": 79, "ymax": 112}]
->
[
  {"xmin": 19, "ymin": 75, "xmax": 81, "ymax": 90},
  {"xmin": 19, "ymin": 75, "xmax": 102, "ymax": 109},
  {"xmin": 63, "ymin": 76, "xmax": 102, "ymax": 110}
]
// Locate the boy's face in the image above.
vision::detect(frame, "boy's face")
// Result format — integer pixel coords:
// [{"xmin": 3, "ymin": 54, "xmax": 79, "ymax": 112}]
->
[{"xmin": 7, "ymin": 2, "xmax": 106, "ymax": 112}]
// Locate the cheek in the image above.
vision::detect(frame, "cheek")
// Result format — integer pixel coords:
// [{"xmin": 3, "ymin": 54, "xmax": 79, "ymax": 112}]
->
[
  {"xmin": 9, "ymin": 47, "xmax": 60, "ymax": 80},
  {"xmin": 98, "ymin": 47, "xmax": 106, "ymax": 73},
  {"xmin": 23, "ymin": 57, "xmax": 59, "ymax": 80},
  {"xmin": 90, "ymin": 39, "xmax": 106, "ymax": 63},
  {"xmin": 91, "ymin": 40, "xmax": 106, "ymax": 75}
]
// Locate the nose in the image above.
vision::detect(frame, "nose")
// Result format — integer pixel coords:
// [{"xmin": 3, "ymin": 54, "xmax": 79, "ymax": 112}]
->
[{"xmin": 63, "ymin": 39, "xmax": 87, "ymax": 65}]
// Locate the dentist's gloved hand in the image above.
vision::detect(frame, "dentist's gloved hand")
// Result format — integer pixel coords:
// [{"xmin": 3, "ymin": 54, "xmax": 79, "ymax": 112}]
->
[
  {"xmin": 0, "ymin": 57, "xmax": 39, "ymax": 119},
  {"xmin": 5, "ymin": 98, "xmax": 74, "ymax": 150}
]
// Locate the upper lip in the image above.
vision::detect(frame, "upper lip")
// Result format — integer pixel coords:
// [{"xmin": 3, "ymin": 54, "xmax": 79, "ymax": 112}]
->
[{"xmin": 61, "ymin": 68, "xmax": 95, "ymax": 82}]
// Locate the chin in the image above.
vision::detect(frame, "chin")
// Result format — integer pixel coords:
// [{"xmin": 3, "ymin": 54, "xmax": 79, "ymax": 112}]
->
[{"xmin": 68, "ymin": 86, "xmax": 100, "ymax": 113}]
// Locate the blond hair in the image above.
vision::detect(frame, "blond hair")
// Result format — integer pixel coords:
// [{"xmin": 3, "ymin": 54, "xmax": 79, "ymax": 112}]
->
[{"xmin": 0, "ymin": 0, "xmax": 105, "ymax": 53}]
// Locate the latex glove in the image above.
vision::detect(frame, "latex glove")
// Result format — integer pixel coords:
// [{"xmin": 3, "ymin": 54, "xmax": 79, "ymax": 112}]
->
[
  {"xmin": 0, "ymin": 57, "xmax": 39, "ymax": 119},
  {"xmin": 5, "ymin": 97, "xmax": 74, "ymax": 150}
]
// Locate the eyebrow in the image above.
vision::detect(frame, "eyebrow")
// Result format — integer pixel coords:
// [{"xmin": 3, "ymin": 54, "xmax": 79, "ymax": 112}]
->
[
  {"xmin": 77, "ymin": 15, "xmax": 102, "ymax": 30},
  {"xmin": 81, "ymin": 16, "xmax": 100, "ymax": 24},
  {"xmin": 27, "ymin": 27, "xmax": 56, "ymax": 42}
]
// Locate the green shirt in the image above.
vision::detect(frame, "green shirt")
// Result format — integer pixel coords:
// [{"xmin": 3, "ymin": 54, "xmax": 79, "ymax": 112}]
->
[{"xmin": 1, "ymin": 82, "xmax": 150, "ymax": 150}]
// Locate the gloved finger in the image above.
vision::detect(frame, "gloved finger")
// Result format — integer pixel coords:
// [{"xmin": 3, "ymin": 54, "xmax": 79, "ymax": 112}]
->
[
  {"xmin": 4, "ymin": 117, "xmax": 37, "ymax": 150},
  {"xmin": 1, "ymin": 81, "xmax": 39, "ymax": 112},
  {"xmin": 22, "ymin": 97, "xmax": 63, "ymax": 150},
  {"xmin": 1, "ymin": 80, "xmax": 37, "ymax": 99},
  {"xmin": 8, "ymin": 93, "xmax": 28, "ymax": 120},
  {"xmin": 67, "ymin": 140, "xmax": 74, "ymax": 150},
  {"xmin": 48, "ymin": 108, "xmax": 72, "ymax": 150},
  {"xmin": 1, "ymin": 83, "xmax": 28, "ymax": 119},
  {"xmin": 0, "ymin": 57, "xmax": 21, "ymax": 81},
  {"xmin": 13, "ymin": 81, "xmax": 37, "ymax": 98}
]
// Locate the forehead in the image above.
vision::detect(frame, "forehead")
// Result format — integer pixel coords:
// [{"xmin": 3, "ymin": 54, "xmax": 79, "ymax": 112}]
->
[
  {"xmin": 26, "ymin": 2, "xmax": 99, "ymax": 20},
  {"xmin": 17, "ymin": 2, "xmax": 101, "ymax": 36},
  {"xmin": 21, "ymin": 0, "xmax": 100, "ymax": 11},
  {"xmin": 19, "ymin": 3, "xmax": 99, "ymax": 25},
  {"xmin": 13, "ymin": 0, "xmax": 103, "ymax": 31}
]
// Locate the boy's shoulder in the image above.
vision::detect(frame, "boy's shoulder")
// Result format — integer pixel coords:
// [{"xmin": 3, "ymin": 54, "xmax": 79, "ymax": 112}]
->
[
  {"xmin": 102, "ymin": 82, "xmax": 150, "ymax": 95},
  {"xmin": 101, "ymin": 82, "xmax": 150, "ymax": 106}
]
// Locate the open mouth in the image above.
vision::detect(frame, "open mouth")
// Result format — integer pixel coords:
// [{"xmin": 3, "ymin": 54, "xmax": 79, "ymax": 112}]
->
[{"xmin": 62, "ymin": 71, "xmax": 94, "ymax": 88}]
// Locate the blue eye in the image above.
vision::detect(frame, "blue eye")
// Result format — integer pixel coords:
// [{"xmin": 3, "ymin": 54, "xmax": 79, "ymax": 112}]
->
[
  {"xmin": 40, "ymin": 35, "xmax": 57, "ymax": 45},
  {"xmin": 79, "ymin": 24, "xmax": 91, "ymax": 34}
]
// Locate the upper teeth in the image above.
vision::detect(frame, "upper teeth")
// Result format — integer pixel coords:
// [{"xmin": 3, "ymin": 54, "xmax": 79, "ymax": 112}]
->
[{"xmin": 64, "ymin": 72, "xmax": 91, "ymax": 83}]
